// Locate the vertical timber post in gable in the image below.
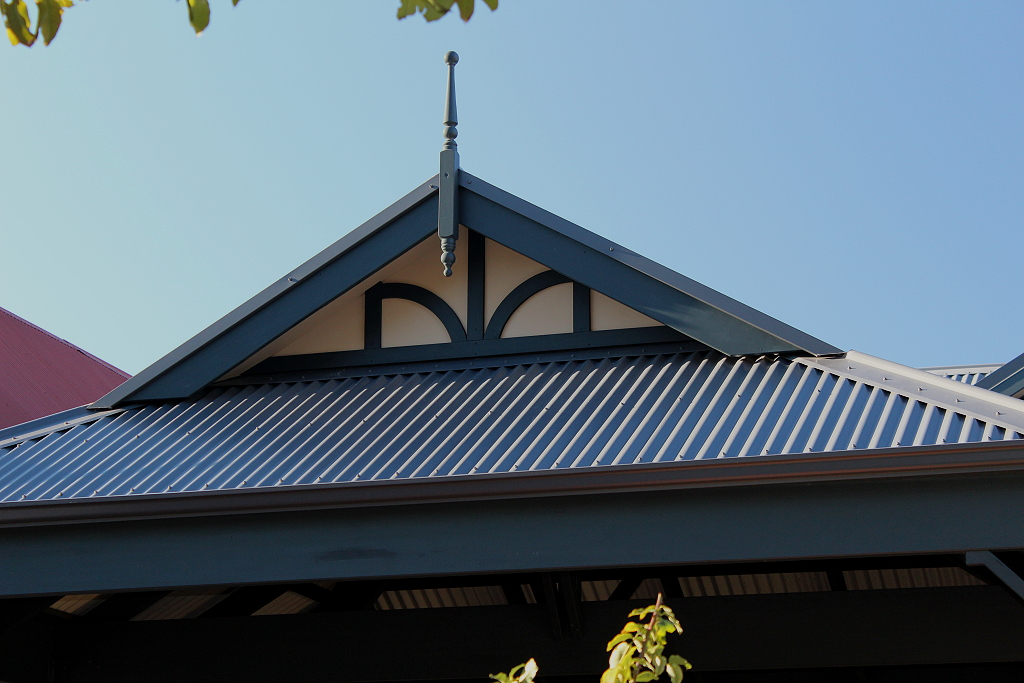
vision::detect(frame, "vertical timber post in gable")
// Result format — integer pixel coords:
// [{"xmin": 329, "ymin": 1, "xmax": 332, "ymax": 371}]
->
[
  {"xmin": 438, "ymin": 51, "xmax": 460, "ymax": 277},
  {"xmin": 363, "ymin": 283, "xmax": 384, "ymax": 350},
  {"xmin": 467, "ymin": 230, "xmax": 486, "ymax": 340},
  {"xmin": 573, "ymin": 282, "xmax": 591, "ymax": 334}
]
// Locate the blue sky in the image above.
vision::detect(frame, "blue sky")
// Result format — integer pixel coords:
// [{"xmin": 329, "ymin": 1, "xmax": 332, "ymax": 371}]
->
[{"xmin": 3, "ymin": 1, "xmax": 1021, "ymax": 374}]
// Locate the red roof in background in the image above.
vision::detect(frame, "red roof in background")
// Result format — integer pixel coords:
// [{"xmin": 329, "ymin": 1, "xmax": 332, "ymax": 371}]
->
[{"xmin": 0, "ymin": 307, "xmax": 130, "ymax": 430}]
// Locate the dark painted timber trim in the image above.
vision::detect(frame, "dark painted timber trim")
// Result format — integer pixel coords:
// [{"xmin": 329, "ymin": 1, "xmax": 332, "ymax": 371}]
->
[
  {"xmin": 574, "ymin": 282, "xmax": 591, "ymax": 333},
  {"xmin": 1, "ymin": 440, "xmax": 1023, "ymax": 528},
  {"xmin": 92, "ymin": 178, "xmax": 441, "ymax": 408},
  {"xmin": 484, "ymin": 270, "xmax": 571, "ymax": 339},
  {"xmin": 362, "ymin": 282, "xmax": 467, "ymax": 349},
  {"xmin": 223, "ymin": 338, "xmax": 706, "ymax": 386},
  {"xmin": 467, "ymin": 229, "xmax": 485, "ymax": 341},
  {"xmin": 459, "ymin": 172, "xmax": 841, "ymax": 356},
  {"xmin": 245, "ymin": 326, "xmax": 690, "ymax": 376}
]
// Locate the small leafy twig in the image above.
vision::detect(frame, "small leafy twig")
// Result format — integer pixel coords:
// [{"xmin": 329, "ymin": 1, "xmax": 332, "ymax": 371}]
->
[
  {"xmin": 601, "ymin": 593, "xmax": 691, "ymax": 683},
  {"xmin": 397, "ymin": 0, "xmax": 498, "ymax": 23},
  {"xmin": 490, "ymin": 658, "xmax": 538, "ymax": 683}
]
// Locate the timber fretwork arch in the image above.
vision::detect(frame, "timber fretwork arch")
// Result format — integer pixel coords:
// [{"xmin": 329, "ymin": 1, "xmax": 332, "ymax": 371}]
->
[{"xmin": 364, "ymin": 230, "xmax": 592, "ymax": 349}]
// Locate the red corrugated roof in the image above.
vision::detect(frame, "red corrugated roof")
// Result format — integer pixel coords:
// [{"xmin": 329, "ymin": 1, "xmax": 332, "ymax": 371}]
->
[{"xmin": 0, "ymin": 307, "xmax": 130, "ymax": 430}]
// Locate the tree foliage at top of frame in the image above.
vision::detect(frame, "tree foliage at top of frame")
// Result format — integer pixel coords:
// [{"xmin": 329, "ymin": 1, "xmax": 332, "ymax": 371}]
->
[{"xmin": 3, "ymin": 0, "xmax": 496, "ymax": 48}]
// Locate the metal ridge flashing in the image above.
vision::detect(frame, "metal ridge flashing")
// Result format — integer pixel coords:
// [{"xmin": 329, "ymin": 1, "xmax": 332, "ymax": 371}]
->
[
  {"xmin": 1, "ymin": 439, "xmax": 1022, "ymax": 529},
  {"xmin": 802, "ymin": 351, "xmax": 1024, "ymax": 430}
]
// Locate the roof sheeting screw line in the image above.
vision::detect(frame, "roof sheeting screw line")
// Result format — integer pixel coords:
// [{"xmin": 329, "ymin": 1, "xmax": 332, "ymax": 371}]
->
[{"xmin": 438, "ymin": 50, "xmax": 460, "ymax": 277}]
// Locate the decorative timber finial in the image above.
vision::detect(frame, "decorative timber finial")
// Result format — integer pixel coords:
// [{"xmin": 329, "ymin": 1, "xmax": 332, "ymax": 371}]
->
[{"xmin": 438, "ymin": 50, "xmax": 461, "ymax": 277}]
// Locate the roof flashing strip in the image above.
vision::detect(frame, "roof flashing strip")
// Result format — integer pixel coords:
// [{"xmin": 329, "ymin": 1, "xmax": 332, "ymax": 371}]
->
[{"xmin": 803, "ymin": 351, "xmax": 1024, "ymax": 432}]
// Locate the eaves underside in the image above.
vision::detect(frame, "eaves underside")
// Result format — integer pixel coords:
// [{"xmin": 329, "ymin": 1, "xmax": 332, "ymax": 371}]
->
[{"xmin": 2, "ymin": 439, "xmax": 1022, "ymax": 529}]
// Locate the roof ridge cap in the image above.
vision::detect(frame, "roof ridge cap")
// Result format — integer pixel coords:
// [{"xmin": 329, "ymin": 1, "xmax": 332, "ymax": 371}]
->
[{"xmin": 799, "ymin": 350, "xmax": 1024, "ymax": 431}]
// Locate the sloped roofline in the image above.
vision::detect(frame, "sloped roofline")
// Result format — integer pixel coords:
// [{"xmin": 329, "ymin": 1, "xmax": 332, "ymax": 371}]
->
[
  {"xmin": 94, "ymin": 172, "xmax": 839, "ymax": 408},
  {"xmin": 976, "ymin": 350, "xmax": 1024, "ymax": 399}
]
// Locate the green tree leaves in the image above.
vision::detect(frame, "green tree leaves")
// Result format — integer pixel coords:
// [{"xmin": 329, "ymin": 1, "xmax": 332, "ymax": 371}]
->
[
  {"xmin": 601, "ymin": 596, "xmax": 692, "ymax": 683},
  {"xmin": 397, "ymin": 0, "xmax": 498, "ymax": 23},
  {"xmin": 489, "ymin": 658, "xmax": 538, "ymax": 683},
  {"xmin": 487, "ymin": 596, "xmax": 692, "ymax": 683},
  {"xmin": 5, "ymin": 0, "xmax": 494, "ymax": 48},
  {"xmin": 3, "ymin": 0, "xmax": 73, "ymax": 46}
]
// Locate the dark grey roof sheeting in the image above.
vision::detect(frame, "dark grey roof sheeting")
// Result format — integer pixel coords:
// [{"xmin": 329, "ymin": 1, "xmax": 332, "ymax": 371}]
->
[{"xmin": 2, "ymin": 351, "xmax": 1022, "ymax": 505}]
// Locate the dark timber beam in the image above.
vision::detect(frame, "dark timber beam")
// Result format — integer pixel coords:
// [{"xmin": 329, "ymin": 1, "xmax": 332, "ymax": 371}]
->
[
  {"xmin": 57, "ymin": 588, "xmax": 1024, "ymax": 683},
  {"xmin": 966, "ymin": 550, "xmax": 1024, "ymax": 605},
  {"xmin": 2, "ymin": 470, "xmax": 1022, "ymax": 598}
]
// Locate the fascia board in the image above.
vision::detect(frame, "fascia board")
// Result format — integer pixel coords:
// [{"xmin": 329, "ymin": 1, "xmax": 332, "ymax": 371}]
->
[
  {"xmin": 93, "ymin": 177, "xmax": 440, "ymax": 408},
  {"xmin": 1, "ymin": 438, "xmax": 1022, "ymax": 528},
  {"xmin": 459, "ymin": 172, "xmax": 840, "ymax": 357}
]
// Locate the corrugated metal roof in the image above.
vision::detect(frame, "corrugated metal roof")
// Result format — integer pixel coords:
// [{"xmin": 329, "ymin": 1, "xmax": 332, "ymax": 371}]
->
[
  {"xmin": 922, "ymin": 364, "xmax": 1001, "ymax": 386},
  {"xmin": 1, "ymin": 350, "xmax": 1022, "ymax": 505},
  {"xmin": 0, "ymin": 306, "xmax": 129, "ymax": 430}
]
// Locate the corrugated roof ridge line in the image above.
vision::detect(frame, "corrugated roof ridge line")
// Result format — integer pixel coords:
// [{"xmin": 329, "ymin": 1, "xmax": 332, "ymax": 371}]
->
[
  {"xmin": 671, "ymin": 354, "xmax": 740, "ymax": 460},
  {"xmin": 607, "ymin": 354, "xmax": 700, "ymax": 466},
  {"xmin": 376, "ymin": 367, "xmax": 492, "ymax": 480},
  {"xmin": 190, "ymin": 378, "xmax": 337, "ymax": 491},
  {"xmin": 353, "ymin": 370, "xmax": 474, "ymax": 482},
  {"xmin": 695, "ymin": 357, "xmax": 777, "ymax": 460},
  {"xmin": 644, "ymin": 351, "xmax": 722, "ymax": 462},
  {"xmin": 70, "ymin": 387, "xmax": 253, "ymax": 497},
  {"xmin": 283, "ymin": 376, "xmax": 399, "ymax": 485},
  {"xmin": 555, "ymin": 356, "xmax": 652, "ymax": 469},
  {"xmin": 0, "ymin": 407, "xmax": 148, "ymax": 502},
  {"xmin": 115, "ymin": 384, "xmax": 273, "ymax": 495},
  {"xmin": 0, "ymin": 413, "xmax": 110, "ymax": 502},
  {"xmin": 432, "ymin": 366, "xmax": 526, "ymax": 477}
]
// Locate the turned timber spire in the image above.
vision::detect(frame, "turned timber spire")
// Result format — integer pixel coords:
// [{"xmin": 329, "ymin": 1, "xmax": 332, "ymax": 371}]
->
[{"xmin": 438, "ymin": 50, "xmax": 460, "ymax": 277}]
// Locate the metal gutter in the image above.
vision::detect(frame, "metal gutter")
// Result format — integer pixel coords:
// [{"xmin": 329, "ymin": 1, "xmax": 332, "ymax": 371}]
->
[{"xmin": 1, "ymin": 439, "xmax": 1021, "ymax": 529}]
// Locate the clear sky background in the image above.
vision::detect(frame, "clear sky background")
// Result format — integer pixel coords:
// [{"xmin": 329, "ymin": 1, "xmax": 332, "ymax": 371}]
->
[{"xmin": 3, "ymin": 1, "xmax": 1021, "ymax": 375}]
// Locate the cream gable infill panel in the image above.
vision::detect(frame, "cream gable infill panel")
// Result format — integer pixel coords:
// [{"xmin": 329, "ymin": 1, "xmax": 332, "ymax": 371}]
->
[
  {"xmin": 591, "ymin": 291, "xmax": 662, "ymax": 331},
  {"xmin": 502, "ymin": 282, "xmax": 573, "ymax": 338},
  {"xmin": 273, "ymin": 235, "xmax": 468, "ymax": 356},
  {"xmin": 484, "ymin": 239, "xmax": 548, "ymax": 325},
  {"xmin": 382, "ymin": 298, "xmax": 451, "ymax": 348}
]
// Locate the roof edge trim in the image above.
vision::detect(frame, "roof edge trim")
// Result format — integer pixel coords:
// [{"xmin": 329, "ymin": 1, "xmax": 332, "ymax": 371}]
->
[
  {"xmin": 1, "ymin": 440, "xmax": 1021, "ymax": 529},
  {"xmin": 92, "ymin": 177, "xmax": 441, "ymax": 408},
  {"xmin": 460, "ymin": 172, "xmax": 842, "ymax": 357}
]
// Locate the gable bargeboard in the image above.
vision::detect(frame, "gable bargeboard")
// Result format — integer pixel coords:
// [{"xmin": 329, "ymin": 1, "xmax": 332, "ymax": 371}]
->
[{"xmin": 94, "ymin": 173, "xmax": 839, "ymax": 408}]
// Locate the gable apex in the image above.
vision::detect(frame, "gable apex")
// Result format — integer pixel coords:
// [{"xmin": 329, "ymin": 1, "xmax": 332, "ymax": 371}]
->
[{"xmin": 94, "ymin": 173, "xmax": 839, "ymax": 408}]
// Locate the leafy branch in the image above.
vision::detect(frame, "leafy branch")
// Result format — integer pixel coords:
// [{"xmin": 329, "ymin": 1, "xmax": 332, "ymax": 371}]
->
[
  {"xmin": 491, "ymin": 594, "xmax": 692, "ymax": 683},
  {"xmin": 398, "ymin": 0, "xmax": 498, "ymax": 23},
  {"xmin": 4, "ymin": 0, "xmax": 498, "ymax": 48}
]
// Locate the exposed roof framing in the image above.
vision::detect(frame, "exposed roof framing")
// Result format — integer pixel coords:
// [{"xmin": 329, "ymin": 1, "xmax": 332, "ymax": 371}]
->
[{"xmin": 93, "ymin": 172, "xmax": 839, "ymax": 408}]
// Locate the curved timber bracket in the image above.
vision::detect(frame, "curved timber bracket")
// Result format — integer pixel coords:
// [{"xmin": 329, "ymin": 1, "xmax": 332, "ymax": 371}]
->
[
  {"xmin": 438, "ymin": 51, "xmax": 460, "ymax": 277},
  {"xmin": 485, "ymin": 270, "xmax": 578, "ymax": 340},
  {"xmin": 364, "ymin": 283, "xmax": 467, "ymax": 350}
]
